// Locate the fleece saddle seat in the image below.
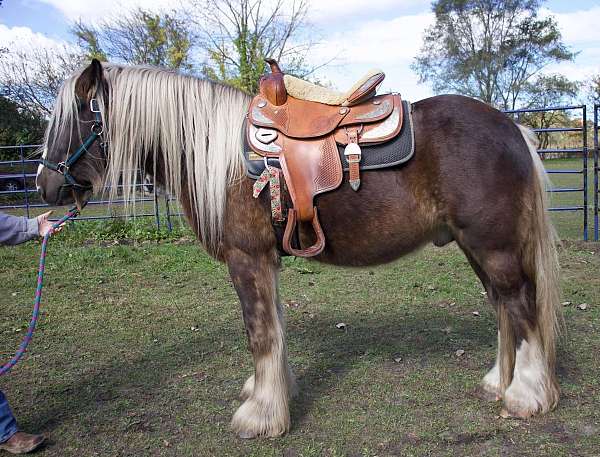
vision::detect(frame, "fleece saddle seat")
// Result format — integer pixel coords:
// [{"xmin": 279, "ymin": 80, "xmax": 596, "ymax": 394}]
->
[{"xmin": 246, "ymin": 59, "xmax": 404, "ymax": 257}]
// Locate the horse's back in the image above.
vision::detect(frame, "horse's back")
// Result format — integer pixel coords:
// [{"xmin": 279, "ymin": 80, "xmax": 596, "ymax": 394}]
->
[{"xmin": 311, "ymin": 94, "xmax": 534, "ymax": 266}]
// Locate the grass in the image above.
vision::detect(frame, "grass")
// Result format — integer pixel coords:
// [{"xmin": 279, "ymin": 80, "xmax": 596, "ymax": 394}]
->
[
  {"xmin": 0, "ymin": 225, "xmax": 599, "ymax": 456},
  {"xmin": 0, "ymin": 156, "xmax": 598, "ymax": 455}
]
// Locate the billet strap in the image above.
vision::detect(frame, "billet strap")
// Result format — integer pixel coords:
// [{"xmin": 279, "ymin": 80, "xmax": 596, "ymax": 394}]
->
[
  {"xmin": 344, "ymin": 127, "xmax": 362, "ymax": 191},
  {"xmin": 283, "ymin": 207, "xmax": 325, "ymax": 257}
]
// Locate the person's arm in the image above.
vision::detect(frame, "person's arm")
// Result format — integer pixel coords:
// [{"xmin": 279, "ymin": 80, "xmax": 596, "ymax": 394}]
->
[{"xmin": 0, "ymin": 211, "xmax": 53, "ymax": 246}]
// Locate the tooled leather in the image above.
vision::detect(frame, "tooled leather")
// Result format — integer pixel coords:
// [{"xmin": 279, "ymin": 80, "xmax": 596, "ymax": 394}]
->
[
  {"xmin": 314, "ymin": 138, "xmax": 343, "ymax": 192},
  {"xmin": 248, "ymin": 94, "xmax": 395, "ymax": 138},
  {"xmin": 279, "ymin": 135, "xmax": 343, "ymax": 222},
  {"xmin": 334, "ymin": 94, "xmax": 403, "ymax": 145}
]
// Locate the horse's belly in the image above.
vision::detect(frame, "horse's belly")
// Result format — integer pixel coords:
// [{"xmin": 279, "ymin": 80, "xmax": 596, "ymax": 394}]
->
[{"xmin": 300, "ymin": 168, "xmax": 441, "ymax": 267}]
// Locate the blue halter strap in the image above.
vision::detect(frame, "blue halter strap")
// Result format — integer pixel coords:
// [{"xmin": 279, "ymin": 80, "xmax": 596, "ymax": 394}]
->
[{"xmin": 40, "ymin": 98, "xmax": 104, "ymax": 190}]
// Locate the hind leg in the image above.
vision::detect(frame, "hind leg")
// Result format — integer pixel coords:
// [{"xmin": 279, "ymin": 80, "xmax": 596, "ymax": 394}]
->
[
  {"xmin": 461, "ymin": 245, "xmax": 559, "ymax": 416},
  {"xmin": 502, "ymin": 324, "xmax": 559, "ymax": 418},
  {"xmin": 485, "ymin": 252, "xmax": 558, "ymax": 417},
  {"xmin": 462, "ymin": 252, "xmax": 501, "ymax": 401}
]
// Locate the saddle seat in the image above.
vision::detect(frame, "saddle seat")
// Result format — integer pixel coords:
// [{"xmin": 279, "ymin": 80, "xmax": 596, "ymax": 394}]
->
[
  {"xmin": 247, "ymin": 59, "xmax": 404, "ymax": 258},
  {"xmin": 260, "ymin": 59, "xmax": 385, "ymax": 108},
  {"xmin": 283, "ymin": 69, "xmax": 385, "ymax": 106}
]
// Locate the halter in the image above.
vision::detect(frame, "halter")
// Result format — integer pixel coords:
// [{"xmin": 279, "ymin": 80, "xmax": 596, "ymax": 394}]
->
[{"xmin": 40, "ymin": 98, "xmax": 105, "ymax": 190}]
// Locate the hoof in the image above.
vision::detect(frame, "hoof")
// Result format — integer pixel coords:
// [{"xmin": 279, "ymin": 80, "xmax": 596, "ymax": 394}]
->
[
  {"xmin": 499, "ymin": 407, "xmax": 530, "ymax": 420},
  {"xmin": 237, "ymin": 430, "xmax": 257, "ymax": 440},
  {"xmin": 480, "ymin": 363, "xmax": 501, "ymax": 402},
  {"xmin": 473, "ymin": 384, "xmax": 501, "ymax": 402},
  {"xmin": 231, "ymin": 397, "xmax": 290, "ymax": 439},
  {"xmin": 501, "ymin": 378, "xmax": 559, "ymax": 419}
]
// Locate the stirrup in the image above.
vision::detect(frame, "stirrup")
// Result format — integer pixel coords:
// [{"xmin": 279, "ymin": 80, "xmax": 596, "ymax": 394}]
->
[{"xmin": 282, "ymin": 207, "xmax": 325, "ymax": 257}]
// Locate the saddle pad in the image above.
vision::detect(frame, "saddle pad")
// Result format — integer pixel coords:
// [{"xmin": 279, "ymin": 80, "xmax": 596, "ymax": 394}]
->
[{"xmin": 244, "ymin": 100, "xmax": 414, "ymax": 179}]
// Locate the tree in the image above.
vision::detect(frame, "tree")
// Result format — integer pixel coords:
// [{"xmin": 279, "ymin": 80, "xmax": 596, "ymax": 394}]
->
[
  {"xmin": 73, "ymin": 8, "xmax": 192, "ymax": 70},
  {"xmin": 188, "ymin": 0, "xmax": 323, "ymax": 93},
  {"xmin": 586, "ymin": 73, "xmax": 600, "ymax": 105},
  {"xmin": 0, "ymin": 45, "xmax": 85, "ymax": 116},
  {"xmin": 0, "ymin": 96, "xmax": 46, "ymax": 158},
  {"xmin": 518, "ymin": 74, "xmax": 579, "ymax": 149},
  {"xmin": 412, "ymin": 0, "xmax": 575, "ymax": 110}
]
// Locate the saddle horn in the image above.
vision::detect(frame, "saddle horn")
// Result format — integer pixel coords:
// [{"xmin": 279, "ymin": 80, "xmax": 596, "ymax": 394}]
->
[
  {"xmin": 260, "ymin": 58, "xmax": 287, "ymax": 106},
  {"xmin": 264, "ymin": 58, "xmax": 282, "ymax": 74}
]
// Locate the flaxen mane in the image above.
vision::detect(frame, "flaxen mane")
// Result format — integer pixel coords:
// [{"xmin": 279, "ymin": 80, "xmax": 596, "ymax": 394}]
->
[{"xmin": 45, "ymin": 64, "xmax": 251, "ymax": 249}]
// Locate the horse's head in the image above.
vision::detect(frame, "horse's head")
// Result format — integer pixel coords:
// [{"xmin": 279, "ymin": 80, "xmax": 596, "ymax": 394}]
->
[{"xmin": 37, "ymin": 59, "xmax": 108, "ymax": 208}]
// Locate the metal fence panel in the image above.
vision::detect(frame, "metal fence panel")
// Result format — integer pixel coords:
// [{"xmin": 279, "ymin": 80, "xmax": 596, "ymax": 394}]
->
[
  {"xmin": 0, "ymin": 104, "xmax": 593, "ymax": 239},
  {"xmin": 504, "ymin": 105, "xmax": 589, "ymax": 240},
  {"xmin": 0, "ymin": 145, "xmax": 180, "ymax": 230}
]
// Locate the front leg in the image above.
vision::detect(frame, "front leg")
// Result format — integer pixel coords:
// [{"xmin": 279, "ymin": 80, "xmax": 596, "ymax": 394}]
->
[{"xmin": 227, "ymin": 248, "xmax": 295, "ymax": 438}]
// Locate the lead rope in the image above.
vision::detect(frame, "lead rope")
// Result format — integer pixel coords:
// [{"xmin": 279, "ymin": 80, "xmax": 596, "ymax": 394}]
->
[{"xmin": 0, "ymin": 207, "xmax": 80, "ymax": 376}]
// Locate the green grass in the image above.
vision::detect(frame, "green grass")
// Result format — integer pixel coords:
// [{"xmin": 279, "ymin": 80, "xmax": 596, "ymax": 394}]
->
[{"xmin": 0, "ymin": 229, "xmax": 599, "ymax": 455}]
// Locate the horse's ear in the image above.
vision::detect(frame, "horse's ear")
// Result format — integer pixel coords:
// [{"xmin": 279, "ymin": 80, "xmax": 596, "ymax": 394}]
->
[{"xmin": 75, "ymin": 58, "xmax": 103, "ymax": 99}]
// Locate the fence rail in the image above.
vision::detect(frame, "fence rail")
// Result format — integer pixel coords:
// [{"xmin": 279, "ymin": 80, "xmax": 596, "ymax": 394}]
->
[
  {"xmin": 0, "ymin": 144, "xmax": 181, "ymax": 230},
  {"xmin": 505, "ymin": 104, "xmax": 590, "ymax": 241},
  {"xmin": 1, "ymin": 103, "xmax": 598, "ymax": 239}
]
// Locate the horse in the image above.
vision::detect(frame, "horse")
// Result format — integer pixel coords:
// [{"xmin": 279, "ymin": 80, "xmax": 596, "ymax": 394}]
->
[{"xmin": 36, "ymin": 59, "xmax": 561, "ymax": 439}]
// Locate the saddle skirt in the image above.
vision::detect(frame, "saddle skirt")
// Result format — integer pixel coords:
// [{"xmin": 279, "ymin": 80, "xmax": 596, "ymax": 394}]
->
[{"xmin": 245, "ymin": 60, "xmax": 413, "ymax": 258}]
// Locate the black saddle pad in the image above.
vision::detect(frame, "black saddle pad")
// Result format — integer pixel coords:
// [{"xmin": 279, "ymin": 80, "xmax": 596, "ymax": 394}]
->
[{"xmin": 244, "ymin": 100, "xmax": 415, "ymax": 179}]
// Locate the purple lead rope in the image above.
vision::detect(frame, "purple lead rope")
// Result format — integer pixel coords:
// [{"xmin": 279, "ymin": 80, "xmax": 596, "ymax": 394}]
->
[{"xmin": 0, "ymin": 208, "xmax": 79, "ymax": 376}]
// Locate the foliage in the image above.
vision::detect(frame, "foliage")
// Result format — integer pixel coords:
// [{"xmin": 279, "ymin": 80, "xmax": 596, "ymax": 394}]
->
[
  {"xmin": 189, "ymin": 0, "xmax": 320, "ymax": 93},
  {"xmin": 62, "ymin": 218, "xmax": 192, "ymax": 243},
  {"xmin": 518, "ymin": 75, "xmax": 580, "ymax": 149},
  {"xmin": 413, "ymin": 0, "xmax": 576, "ymax": 110},
  {"xmin": 586, "ymin": 73, "xmax": 600, "ymax": 105},
  {"xmin": 0, "ymin": 45, "xmax": 85, "ymax": 116},
  {"xmin": 73, "ymin": 9, "xmax": 193, "ymax": 70},
  {"xmin": 0, "ymin": 96, "xmax": 45, "ymax": 156}
]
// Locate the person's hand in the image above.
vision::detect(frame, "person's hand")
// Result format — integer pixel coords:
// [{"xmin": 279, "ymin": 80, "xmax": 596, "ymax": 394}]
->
[{"xmin": 37, "ymin": 211, "xmax": 55, "ymax": 237}]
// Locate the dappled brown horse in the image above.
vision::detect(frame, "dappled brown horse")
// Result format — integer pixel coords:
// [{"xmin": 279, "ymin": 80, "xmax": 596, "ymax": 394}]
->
[{"xmin": 36, "ymin": 60, "xmax": 561, "ymax": 439}]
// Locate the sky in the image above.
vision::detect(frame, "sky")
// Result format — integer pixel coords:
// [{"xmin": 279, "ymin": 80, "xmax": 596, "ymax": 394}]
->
[{"xmin": 0, "ymin": 0, "xmax": 599, "ymax": 102}]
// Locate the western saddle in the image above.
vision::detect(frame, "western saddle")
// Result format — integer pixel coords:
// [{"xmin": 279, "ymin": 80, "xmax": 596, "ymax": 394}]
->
[{"xmin": 247, "ymin": 59, "xmax": 404, "ymax": 257}]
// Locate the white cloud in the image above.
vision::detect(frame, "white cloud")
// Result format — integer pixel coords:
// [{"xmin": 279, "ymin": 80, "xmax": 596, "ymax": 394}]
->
[
  {"xmin": 538, "ymin": 6, "xmax": 600, "ymax": 81},
  {"xmin": 311, "ymin": 12, "xmax": 433, "ymax": 65},
  {"xmin": 308, "ymin": 11, "xmax": 435, "ymax": 100},
  {"xmin": 308, "ymin": 0, "xmax": 430, "ymax": 23},
  {"xmin": 35, "ymin": 0, "xmax": 175, "ymax": 22},
  {"xmin": 0, "ymin": 24, "xmax": 70, "ymax": 51},
  {"xmin": 545, "ymin": 6, "xmax": 600, "ymax": 45}
]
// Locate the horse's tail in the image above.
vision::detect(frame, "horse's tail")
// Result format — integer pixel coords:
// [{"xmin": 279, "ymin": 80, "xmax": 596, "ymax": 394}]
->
[{"xmin": 516, "ymin": 124, "xmax": 562, "ymax": 373}]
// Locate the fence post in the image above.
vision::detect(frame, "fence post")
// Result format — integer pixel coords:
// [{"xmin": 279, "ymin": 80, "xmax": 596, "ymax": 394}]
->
[
  {"xmin": 582, "ymin": 106, "xmax": 588, "ymax": 241},
  {"xmin": 20, "ymin": 145, "xmax": 30, "ymax": 219},
  {"xmin": 153, "ymin": 184, "xmax": 161, "ymax": 231},
  {"xmin": 164, "ymin": 195, "xmax": 173, "ymax": 232},
  {"xmin": 594, "ymin": 104, "xmax": 599, "ymax": 241}
]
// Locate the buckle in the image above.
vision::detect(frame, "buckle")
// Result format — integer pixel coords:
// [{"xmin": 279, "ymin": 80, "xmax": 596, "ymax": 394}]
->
[
  {"xmin": 56, "ymin": 162, "xmax": 68, "ymax": 175},
  {"xmin": 344, "ymin": 142, "xmax": 361, "ymax": 159},
  {"xmin": 91, "ymin": 123, "xmax": 103, "ymax": 135},
  {"xmin": 90, "ymin": 98, "xmax": 101, "ymax": 113}
]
